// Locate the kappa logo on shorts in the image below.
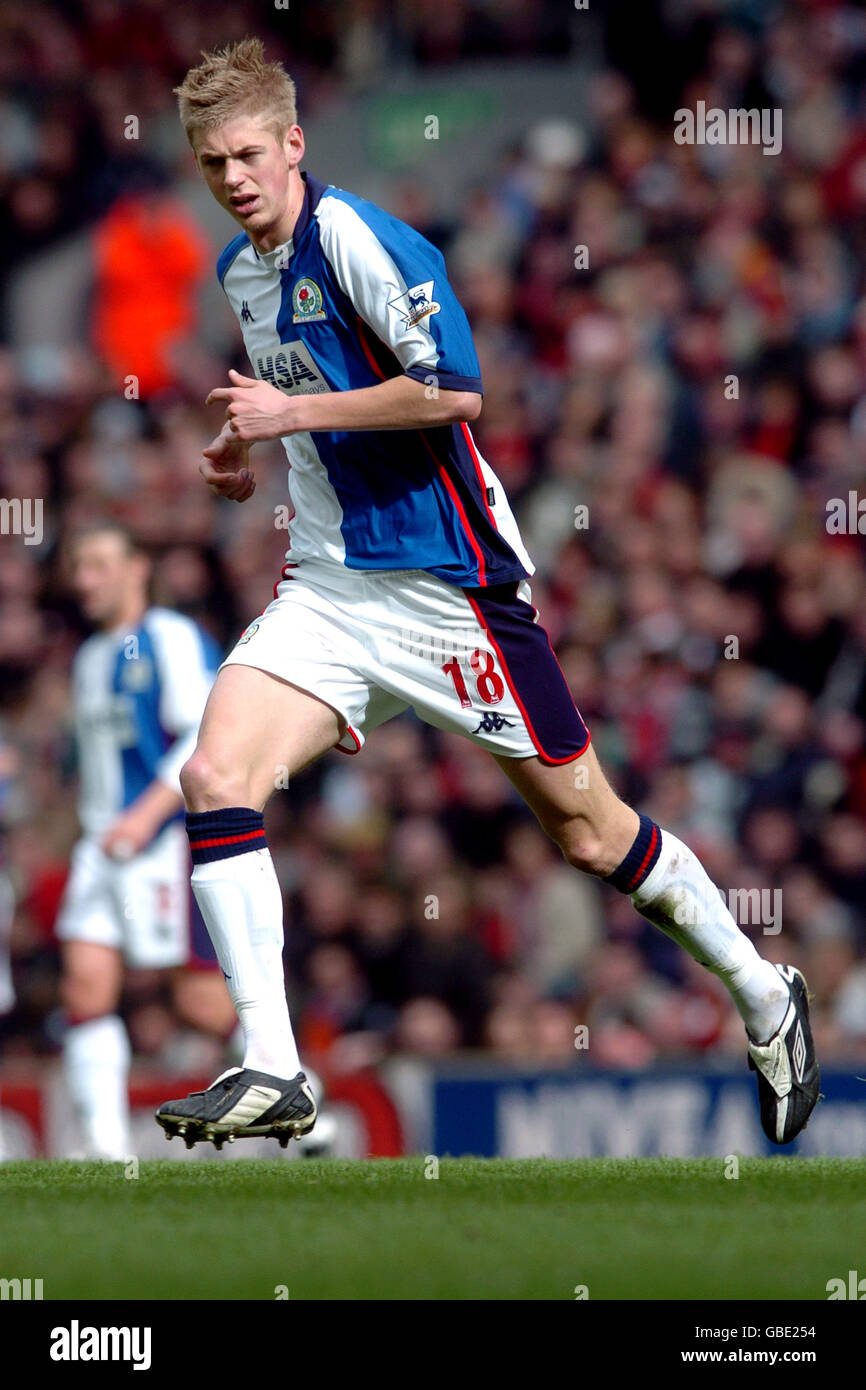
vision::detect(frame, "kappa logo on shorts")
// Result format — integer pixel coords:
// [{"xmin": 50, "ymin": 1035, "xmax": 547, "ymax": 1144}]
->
[
  {"xmin": 236, "ymin": 621, "xmax": 260, "ymax": 646},
  {"xmin": 472, "ymin": 712, "xmax": 516, "ymax": 735}
]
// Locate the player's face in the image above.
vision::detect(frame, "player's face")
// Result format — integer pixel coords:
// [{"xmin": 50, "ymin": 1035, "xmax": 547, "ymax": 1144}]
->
[
  {"xmin": 195, "ymin": 115, "xmax": 304, "ymax": 250},
  {"xmin": 71, "ymin": 534, "xmax": 146, "ymax": 628}
]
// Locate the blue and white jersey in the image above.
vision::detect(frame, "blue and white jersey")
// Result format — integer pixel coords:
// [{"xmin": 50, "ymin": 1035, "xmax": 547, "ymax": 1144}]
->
[
  {"xmin": 71, "ymin": 608, "xmax": 220, "ymax": 838},
  {"xmin": 218, "ymin": 171, "xmax": 534, "ymax": 588}
]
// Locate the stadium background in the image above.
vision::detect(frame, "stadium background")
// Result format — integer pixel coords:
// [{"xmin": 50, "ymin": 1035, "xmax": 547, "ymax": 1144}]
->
[{"xmin": 1, "ymin": 0, "xmax": 865, "ymax": 1158}]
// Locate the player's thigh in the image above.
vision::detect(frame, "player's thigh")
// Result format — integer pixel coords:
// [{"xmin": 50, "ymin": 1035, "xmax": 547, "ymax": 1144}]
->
[
  {"xmin": 56, "ymin": 839, "xmax": 124, "ymax": 1014},
  {"xmin": 183, "ymin": 663, "xmax": 345, "ymax": 809},
  {"xmin": 170, "ymin": 967, "xmax": 235, "ymax": 1035},
  {"xmin": 60, "ymin": 940, "xmax": 124, "ymax": 1018},
  {"xmin": 114, "ymin": 826, "xmax": 194, "ymax": 971},
  {"xmin": 492, "ymin": 742, "xmax": 638, "ymax": 869}
]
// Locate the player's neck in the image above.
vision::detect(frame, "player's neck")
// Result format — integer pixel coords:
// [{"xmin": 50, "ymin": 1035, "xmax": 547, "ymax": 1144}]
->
[
  {"xmin": 102, "ymin": 599, "xmax": 147, "ymax": 634},
  {"xmin": 251, "ymin": 169, "xmax": 306, "ymax": 254}
]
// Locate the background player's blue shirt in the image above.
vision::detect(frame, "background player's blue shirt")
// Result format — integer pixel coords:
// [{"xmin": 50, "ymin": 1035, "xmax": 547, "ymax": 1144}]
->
[
  {"xmin": 218, "ymin": 172, "xmax": 535, "ymax": 588},
  {"xmin": 72, "ymin": 608, "xmax": 220, "ymax": 837}
]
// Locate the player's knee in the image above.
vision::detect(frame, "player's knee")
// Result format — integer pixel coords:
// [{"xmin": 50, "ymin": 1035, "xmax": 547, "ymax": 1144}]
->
[
  {"xmin": 555, "ymin": 819, "xmax": 610, "ymax": 877},
  {"xmin": 180, "ymin": 750, "xmax": 241, "ymax": 811},
  {"xmin": 179, "ymin": 751, "xmax": 207, "ymax": 807},
  {"xmin": 172, "ymin": 970, "xmax": 235, "ymax": 1035},
  {"xmin": 61, "ymin": 971, "xmax": 113, "ymax": 1021}
]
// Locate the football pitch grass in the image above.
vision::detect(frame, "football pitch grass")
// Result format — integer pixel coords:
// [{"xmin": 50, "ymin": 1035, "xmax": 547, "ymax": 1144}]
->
[{"xmin": 2, "ymin": 1156, "xmax": 864, "ymax": 1300}]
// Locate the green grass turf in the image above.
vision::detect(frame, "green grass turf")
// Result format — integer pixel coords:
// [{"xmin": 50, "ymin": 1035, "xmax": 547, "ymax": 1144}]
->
[{"xmin": 1, "ymin": 1157, "xmax": 863, "ymax": 1300}]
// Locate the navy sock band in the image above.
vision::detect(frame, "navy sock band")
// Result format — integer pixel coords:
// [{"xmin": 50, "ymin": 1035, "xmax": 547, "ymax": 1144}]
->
[
  {"xmin": 606, "ymin": 814, "xmax": 662, "ymax": 894},
  {"xmin": 186, "ymin": 808, "xmax": 266, "ymax": 865}
]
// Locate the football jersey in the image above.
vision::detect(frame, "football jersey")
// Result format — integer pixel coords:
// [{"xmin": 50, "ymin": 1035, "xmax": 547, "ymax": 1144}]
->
[
  {"xmin": 71, "ymin": 608, "xmax": 220, "ymax": 838},
  {"xmin": 218, "ymin": 171, "xmax": 534, "ymax": 588}
]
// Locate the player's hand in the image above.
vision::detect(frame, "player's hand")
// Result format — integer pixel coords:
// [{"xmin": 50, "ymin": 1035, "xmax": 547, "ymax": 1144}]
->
[
  {"xmin": 206, "ymin": 369, "xmax": 295, "ymax": 443},
  {"xmin": 201, "ymin": 420, "xmax": 256, "ymax": 502},
  {"xmin": 100, "ymin": 806, "xmax": 159, "ymax": 860}
]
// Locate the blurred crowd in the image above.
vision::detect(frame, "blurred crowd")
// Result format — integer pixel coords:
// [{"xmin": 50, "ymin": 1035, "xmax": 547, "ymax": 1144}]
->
[{"xmin": 1, "ymin": 0, "xmax": 866, "ymax": 1077}]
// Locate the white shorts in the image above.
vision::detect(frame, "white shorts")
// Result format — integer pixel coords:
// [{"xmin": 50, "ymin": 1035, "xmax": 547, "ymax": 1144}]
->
[
  {"xmin": 222, "ymin": 558, "xmax": 589, "ymax": 762},
  {"xmin": 55, "ymin": 822, "xmax": 218, "ymax": 970}
]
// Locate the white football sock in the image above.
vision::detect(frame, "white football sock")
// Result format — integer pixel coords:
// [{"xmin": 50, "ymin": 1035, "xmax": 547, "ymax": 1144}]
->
[
  {"xmin": 191, "ymin": 848, "xmax": 301, "ymax": 1078},
  {"xmin": 63, "ymin": 1014, "xmax": 131, "ymax": 1160},
  {"xmin": 631, "ymin": 830, "xmax": 790, "ymax": 1043},
  {"xmin": 225, "ymin": 1021, "xmax": 245, "ymax": 1065}
]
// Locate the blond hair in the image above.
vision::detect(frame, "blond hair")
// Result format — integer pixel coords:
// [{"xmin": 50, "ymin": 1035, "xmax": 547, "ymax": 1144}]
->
[{"xmin": 174, "ymin": 37, "xmax": 297, "ymax": 150}]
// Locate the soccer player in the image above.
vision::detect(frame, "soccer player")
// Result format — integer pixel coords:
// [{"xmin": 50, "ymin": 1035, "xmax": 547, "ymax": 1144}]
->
[
  {"xmin": 0, "ymin": 848, "xmax": 14, "ymax": 1161},
  {"xmin": 57, "ymin": 526, "xmax": 235, "ymax": 1158},
  {"xmin": 157, "ymin": 38, "xmax": 819, "ymax": 1149}
]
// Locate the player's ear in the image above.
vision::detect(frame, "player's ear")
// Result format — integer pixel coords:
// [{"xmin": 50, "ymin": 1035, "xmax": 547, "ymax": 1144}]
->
[{"xmin": 285, "ymin": 123, "xmax": 305, "ymax": 167}]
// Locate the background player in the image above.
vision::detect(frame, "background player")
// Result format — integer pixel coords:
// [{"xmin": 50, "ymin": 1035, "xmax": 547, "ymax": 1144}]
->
[
  {"xmin": 157, "ymin": 39, "xmax": 818, "ymax": 1151},
  {"xmin": 0, "ymin": 849, "xmax": 13, "ymax": 1161},
  {"xmin": 56, "ymin": 525, "xmax": 235, "ymax": 1159}
]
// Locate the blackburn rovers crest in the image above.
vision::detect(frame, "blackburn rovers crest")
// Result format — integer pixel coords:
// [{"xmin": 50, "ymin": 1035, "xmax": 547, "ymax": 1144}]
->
[
  {"xmin": 120, "ymin": 654, "xmax": 153, "ymax": 691},
  {"xmin": 292, "ymin": 278, "xmax": 327, "ymax": 323}
]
